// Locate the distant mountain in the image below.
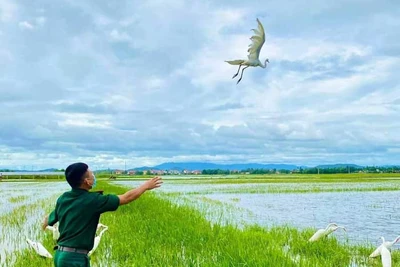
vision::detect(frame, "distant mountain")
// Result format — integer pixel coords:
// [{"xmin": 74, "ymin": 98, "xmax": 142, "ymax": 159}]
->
[
  {"xmin": 131, "ymin": 162, "xmax": 302, "ymax": 171},
  {"xmin": 314, "ymin": 164, "xmax": 363, "ymax": 169},
  {"xmin": 38, "ymin": 168, "xmax": 63, "ymax": 172},
  {"xmin": 7, "ymin": 162, "xmax": 397, "ymax": 173},
  {"xmin": 129, "ymin": 166, "xmax": 155, "ymax": 171}
]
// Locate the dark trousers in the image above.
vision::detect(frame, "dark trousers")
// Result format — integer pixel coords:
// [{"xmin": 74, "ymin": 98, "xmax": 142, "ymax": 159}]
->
[{"xmin": 54, "ymin": 250, "xmax": 90, "ymax": 267}]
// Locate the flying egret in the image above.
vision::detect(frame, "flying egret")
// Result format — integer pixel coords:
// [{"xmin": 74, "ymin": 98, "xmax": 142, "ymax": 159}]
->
[
  {"xmin": 26, "ymin": 238, "xmax": 53, "ymax": 258},
  {"xmin": 45, "ymin": 224, "xmax": 60, "ymax": 241},
  {"xmin": 369, "ymin": 236, "xmax": 400, "ymax": 258},
  {"xmin": 88, "ymin": 225, "xmax": 109, "ymax": 256},
  {"xmin": 380, "ymin": 238, "xmax": 392, "ymax": 267},
  {"xmin": 225, "ymin": 18, "xmax": 269, "ymax": 84},
  {"xmin": 308, "ymin": 223, "xmax": 346, "ymax": 242}
]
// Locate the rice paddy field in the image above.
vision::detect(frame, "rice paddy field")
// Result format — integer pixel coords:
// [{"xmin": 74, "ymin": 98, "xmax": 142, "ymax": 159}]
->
[{"xmin": 1, "ymin": 173, "xmax": 400, "ymax": 266}]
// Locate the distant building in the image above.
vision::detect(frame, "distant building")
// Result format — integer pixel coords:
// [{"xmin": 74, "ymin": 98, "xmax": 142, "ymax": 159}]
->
[{"xmin": 150, "ymin": 170, "xmax": 164, "ymax": 175}]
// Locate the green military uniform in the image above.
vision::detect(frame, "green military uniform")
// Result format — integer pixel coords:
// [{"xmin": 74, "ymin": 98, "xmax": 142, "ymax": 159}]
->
[{"xmin": 48, "ymin": 188, "xmax": 120, "ymax": 267}]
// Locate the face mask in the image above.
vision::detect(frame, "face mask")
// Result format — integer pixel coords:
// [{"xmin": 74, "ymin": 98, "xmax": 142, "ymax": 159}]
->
[{"xmin": 92, "ymin": 174, "xmax": 97, "ymax": 188}]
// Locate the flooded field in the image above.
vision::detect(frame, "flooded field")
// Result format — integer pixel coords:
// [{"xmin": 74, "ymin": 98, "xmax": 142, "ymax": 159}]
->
[
  {"xmin": 114, "ymin": 180, "xmax": 400, "ymax": 247},
  {"xmin": 0, "ymin": 182, "xmax": 68, "ymax": 266},
  {"xmin": 1, "ymin": 177, "xmax": 399, "ymax": 266}
]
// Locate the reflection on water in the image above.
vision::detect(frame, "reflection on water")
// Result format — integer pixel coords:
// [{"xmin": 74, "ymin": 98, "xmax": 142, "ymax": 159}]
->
[
  {"xmin": 115, "ymin": 181, "xmax": 400, "ymax": 247},
  {"xmin": 0, "ymin": 182, "xmax": 69, "ymax": 215},
  {"xmin": 206, "ymin": 191, "xmax": 400, "ymax": 246},
  {"xmin": 114, "ymin": 180, "xmax": 400, "ymax": 194}
]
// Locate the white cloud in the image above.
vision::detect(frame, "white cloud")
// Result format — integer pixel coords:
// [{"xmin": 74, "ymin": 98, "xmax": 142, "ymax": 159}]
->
[
  {"xmin": 18, "ymin": 21, "xmax": 34, "ymax": 30},
  {"xmin": 0, "ymin": 0, "xmax": 399, "ymax": 168},
  {"xmin": 35, "ymin": 16, "xmax": 46, "ymax": 26},
  {"xmin": 0, "ymin": 0, "xmax": 16, "ymax": 22},
  {"xmin": 56, "ymin": 112, "xmax": 112, "ymax": 129},
  {"xmin": 18, "ymin": 16, "xmax": 46, "ymax": 31},
  {"xmin": 109, "ymin": 29, "xmax": 131, "ymax": 42}
]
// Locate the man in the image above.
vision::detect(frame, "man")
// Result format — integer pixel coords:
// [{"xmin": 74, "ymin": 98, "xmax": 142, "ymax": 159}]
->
[{"xmin": 42, "ymin": 162, "xmax": 162, "ymax": 267}]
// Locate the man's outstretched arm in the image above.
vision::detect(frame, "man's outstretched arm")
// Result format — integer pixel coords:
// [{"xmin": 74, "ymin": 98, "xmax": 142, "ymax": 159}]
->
[{"xmin": 118, "ymin": 176, "xmax": 162, "ymax": 205}]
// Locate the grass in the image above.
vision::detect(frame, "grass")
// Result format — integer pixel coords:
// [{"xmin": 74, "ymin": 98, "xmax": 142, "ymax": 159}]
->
[
  {"xmin": 181, "ymin": 185, "xmax": 400, "ymax": 194},
  {"xmin": 8, "ymin": 195, "xmax": 28, "ymax": 203},
  {"xmin": 0, "ymin": 192, "xmax": 60, "ymax": 267},
  {"xmin": 5, "ymin": 181, "xmax": 399, "ymax": 267}
]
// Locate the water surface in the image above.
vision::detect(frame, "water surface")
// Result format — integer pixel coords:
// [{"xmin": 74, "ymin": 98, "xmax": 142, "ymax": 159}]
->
[{"xmin": 114, "ymin": 180, "xmax": 400, "ymax": 247}]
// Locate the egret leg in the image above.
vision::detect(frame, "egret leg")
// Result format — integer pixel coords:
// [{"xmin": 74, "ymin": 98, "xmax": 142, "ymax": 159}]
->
[
  {"xmin": 237, "ymin": 66, "xmax": 249, "ymax": 84},
  {"xmin": 232, "ymin": 65, "xmax": 242, "ymax": 79}
]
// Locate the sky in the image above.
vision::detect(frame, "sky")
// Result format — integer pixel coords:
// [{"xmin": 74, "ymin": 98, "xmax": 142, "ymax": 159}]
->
[{"xmin": 0, "ymin": 0, "xmax": 399, "ymax": 170}]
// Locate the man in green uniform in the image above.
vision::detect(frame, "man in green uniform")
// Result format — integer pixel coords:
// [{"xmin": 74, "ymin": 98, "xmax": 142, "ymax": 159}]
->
[{"xmin": 42, "ymin": 162, "xmax": 162, "ymax": 267}]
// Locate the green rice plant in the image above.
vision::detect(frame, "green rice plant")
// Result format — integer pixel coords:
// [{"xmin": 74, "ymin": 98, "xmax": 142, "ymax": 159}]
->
[
  {"xmin": 6, "ymin": 181, "xmax": 400, "ymax": 267},
  {"xmin": 7, "ymin": 195, "xmax": 29, "ymax": 203}
]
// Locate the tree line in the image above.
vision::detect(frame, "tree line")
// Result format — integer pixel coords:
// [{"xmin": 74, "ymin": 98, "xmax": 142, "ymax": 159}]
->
[{"xmin": 201, "ymin": 166, "xmax": 400, "ymax": 175}]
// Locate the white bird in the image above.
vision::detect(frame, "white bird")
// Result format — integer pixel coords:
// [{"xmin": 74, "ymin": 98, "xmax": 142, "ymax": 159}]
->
[
  {"xmin": 88, "ymin": 225, "xmax": 109, "ymax": 256},
  {"xmin": 225, "ymin": 18, "xmax": 269, "ymax": 84},
  {"xmin": 380, "ymin": 238, "xmax": 392, "ymax": 267},
  {"xmin": 369, "ymin": 236, "xmax": 400, "ymax": 258},
  {"xmin": 45, "ymin": 224, "xmax": 60, "ymax": 241},
  {"xmin": 26, "ymin": 238, "xmax": 53, "ymax": 258},
  {"xmin": 308, "ymin": 223, "xmax": 347, "ymax": 242},
  {"xmin": 97, "ymin": 223, "xmax": 107, "ymax": 230}
]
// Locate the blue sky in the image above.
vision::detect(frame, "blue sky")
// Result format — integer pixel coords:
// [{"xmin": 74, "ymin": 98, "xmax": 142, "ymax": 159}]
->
[{"xmin": 0, "ymin": 0, "xmax": 399, "ymax": 169}]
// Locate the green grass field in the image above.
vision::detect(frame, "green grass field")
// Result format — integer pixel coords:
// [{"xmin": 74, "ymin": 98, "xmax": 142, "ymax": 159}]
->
[{"xmin": 3, "ymin": 180, "xmax": 396, "ymax": 267}]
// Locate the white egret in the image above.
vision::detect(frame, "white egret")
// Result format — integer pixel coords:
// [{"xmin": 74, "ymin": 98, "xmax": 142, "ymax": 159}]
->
[
  {"xmin": 26, "ymin": 238, "xmax": 53, "ymax": 258},
  {"xmin": 45, "ymin": 224, "xmax": 60, "ymax": 241},
  {"xmin": 380, "ymin": 238, "xmax": 392, "ymax": 267},
  {"xmin": 369, "ymin": 236, "xmax": 400, "ymax": 258},
  {"xmin": 97, "ymin": 223, "xmax": 107, "ymax": 230},
  {"xmin": 88, "ymin": 225, "xmax": 109, "ymax": 256},
  {"xmin": 225, "ymin": 18, "xmax": 269, "ymax": 84},
  {"xmin": 308, "ymin": 223, "xmax": 346, "ymax": 242}
]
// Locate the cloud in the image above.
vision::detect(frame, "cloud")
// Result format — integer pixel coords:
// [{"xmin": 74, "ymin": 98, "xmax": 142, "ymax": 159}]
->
[
  {"xmin": 35, "ymin": 16, "xmax": 46, "ymax": 26},
  {"xmin": 18, "ymin": 21, "xmax": 33, "ymax": 30},
  {"xmin": 0, "ymin": 0, "xmax": 399, "ymax": 169},
  {"xmin": 109, "ymin": 29, "xmax": 131, "ymax": 42},
  {"xmin": 18, "ymin": 16, "xmax": 46, "ymax": 30},
  {"xmin": 0, "ymin": 0, "xmax": 16, "ymax": 22}
]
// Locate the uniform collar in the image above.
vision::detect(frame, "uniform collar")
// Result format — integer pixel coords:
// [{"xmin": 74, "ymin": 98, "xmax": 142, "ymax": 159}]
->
[
  {"xmin": 71, "ymin": 188, "xmax": 89, "ymax": 194},
  {"xmin": 71, "ymin": 188, "xmax": 103, "ymax": 194}
]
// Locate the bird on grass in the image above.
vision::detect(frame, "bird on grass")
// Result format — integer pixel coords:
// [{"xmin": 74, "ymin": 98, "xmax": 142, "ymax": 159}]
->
[
  {"xmin": 88, "ymin": 224, "xmax": 109, "ymax": 256},
  {"xmin": 26, "ymin": 238, "xmax": 53, "ymax": 258},
  {"xmin": 96, "ymin": 222, "xmax": 107, "ymax": 230},
  {"xmin": 28, "ymin": 223, "xmax": 110, "ymax": 259},
  {"xmin": 225, "ymin": 18, "xmax": 269, "ymax": 84},
  {"xmin": 380, "ymin": 237, "xmax": 392, "ymax": 267},
  {"xmin": 45, "ymin": 223, "xmax": 60, "ymax": 241},
  {"xmin": 369, "ymin": 236, "xmax": 400, "ymax": 258},
  {"xmin": 308, "ymin": 223, "xmax": 346, "ymax": 242}
]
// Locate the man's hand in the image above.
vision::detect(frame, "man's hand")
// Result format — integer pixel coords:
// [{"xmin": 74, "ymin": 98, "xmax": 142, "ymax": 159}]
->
[
  {"xmin": 42, "ymin": 215, "xmax": 49, "ymax": 230},
  {"xmin": 118, "ymin": 176, "xmax": 163, "ymax": 205},
  {"xmin": 144, "ymin": 176, "xmax": 163, "ymax": 190}
]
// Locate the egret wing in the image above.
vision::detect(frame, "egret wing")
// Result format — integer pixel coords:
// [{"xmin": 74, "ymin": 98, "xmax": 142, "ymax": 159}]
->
[{"xmin": 247, "ymin": 18, "xmax": 265, "ymax": 61}]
